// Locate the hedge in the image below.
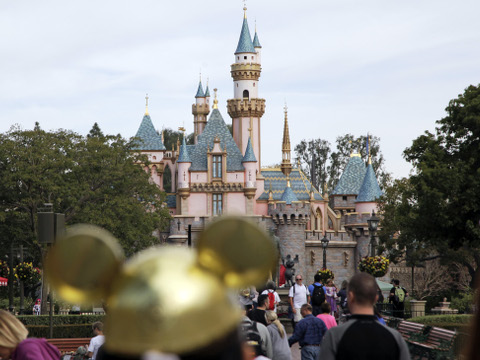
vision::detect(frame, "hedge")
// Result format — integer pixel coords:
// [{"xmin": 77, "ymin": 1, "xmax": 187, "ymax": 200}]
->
[
  {"xmin": 17, "ymin": 315, "xmax": 105, "ymax": 326},
  {"xmin": 410, "ymin": 314, "xmax": 472, "ymax": 325},
  {"xmin": 26, "ymin": 324, "xmax": 94, "ymax": 338}
]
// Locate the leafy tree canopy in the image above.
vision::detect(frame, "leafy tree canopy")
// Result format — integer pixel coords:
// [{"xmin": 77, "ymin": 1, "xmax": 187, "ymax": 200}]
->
[
  {"xmin": 295, "ymin": 134, "xmax": 391, "ymax": 194},
  {"xmin": 0, "ymin": 123, "xmax": 171, "ymax": 261},
  {"xmin": 378, "ymin": 84, "xmax": 480, "ymax": 284}
]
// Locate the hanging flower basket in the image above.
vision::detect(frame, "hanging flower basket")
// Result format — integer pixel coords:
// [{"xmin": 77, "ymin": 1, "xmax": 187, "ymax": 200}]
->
[
  {"xmin": 15, "ymin": 262, "xmax": 42, "ymax": 286},
  {"xmin": 0, "ymin": 260, "xmax": 9, "ymax": 278},
  {"xmin": 317, "ymin": 268, "xmax": 335, "ymax": 283},
  {"xmin": 358, "ymin": 256, "xmax": 390, "ymax": 278}
]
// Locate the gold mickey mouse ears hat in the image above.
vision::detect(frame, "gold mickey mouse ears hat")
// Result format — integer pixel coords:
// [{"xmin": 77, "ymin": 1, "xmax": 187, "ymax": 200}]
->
[{"xmin": 46, "ymin": 217, "xmax": 278, "ymax": 356}]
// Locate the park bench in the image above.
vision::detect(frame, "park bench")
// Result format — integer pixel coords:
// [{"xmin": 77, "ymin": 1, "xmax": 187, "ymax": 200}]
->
[
  {"xmin": 409, "ymin": 326, "xmax": 456, "ymax": 360},
  {"xmin": 397, "ymin": 321, "xmax": 427, "ymax": 342},
  {"xmin": 46, "ymin": 338, "xmax": 91, "ymax": 354}
]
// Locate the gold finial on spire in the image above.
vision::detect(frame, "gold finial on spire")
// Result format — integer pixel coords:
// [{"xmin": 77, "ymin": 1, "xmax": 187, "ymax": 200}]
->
[
  {"xmin": 213, "ymin": 88, "xmax": 218, "ymax": 109},
  {"xmin": 145, "ymin": 93, "xmax": 149, "ymax": 116},
  {"xmin": 281, "ymin": 102, "xmax": 292, "ymax": 177},
  {"xmin": 367, "ymin": 134, "xmax": 372, "ymax": 164},
  {"xmin": 243, "ymin": 0, "xmax": 247, "ymax": 18}
]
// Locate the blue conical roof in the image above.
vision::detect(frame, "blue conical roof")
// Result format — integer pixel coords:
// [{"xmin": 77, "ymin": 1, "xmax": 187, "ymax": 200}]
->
[
  {"xmin": 281, "ymin": 184, "xmax": 299, "ymax": 205},
  {"xmin": 205, "ymin": 85, "xmax": 210, "ymax": 97},
  {"xmin": 195, "ymin": 81, "xmax": 205, "ymax": 98},
  {"xmin": 235, "ymin": 17, "xmax": 255, "ymax": 54},
  {"xmin": 253, "ymin": 31, "xmax": 261, "ymax": 48},
  {"xmin": 356, "ymin": 163, "xmax": 383, "ymax": 202},
  {"xmin": 178, "ymin": 136, "xmax": 191, "ymax": 163},
  {"xmin": 331, "ymin": 155, "xmax": 366, "ymax": 195},
  {"xmin": 132, "ymin": 114, "xmax": 166, "ymax": 151},
  {"xmin": 242, "ymin": 137, "xmax": 257, "ymax": 162}
]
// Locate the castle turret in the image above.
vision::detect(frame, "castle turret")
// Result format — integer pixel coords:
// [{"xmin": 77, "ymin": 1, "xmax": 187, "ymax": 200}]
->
[
  {"xmin": 355, "ymin": 155, "xmax": 383, "ymax": 214},
  {"xmin": 228, "ymin": 6, "xmax": 265, "ymax": 174},
  {"xmin": 192, "ymin": 77, "xmax": 210, "ymax": 144},
  {"xmin": 242, "ymin": 137, "xmax": 257, "ymax": 214},
  {"xmin": 177, "ymin": 135, "xmax": 192, "ymax": 215},
  {"xmin": 281, "ymin": 104, "xmax": 292, "ymax": 177},
  {"xmin": 253, "ymin": 24, "xmax": 262, "ymax": 64}
]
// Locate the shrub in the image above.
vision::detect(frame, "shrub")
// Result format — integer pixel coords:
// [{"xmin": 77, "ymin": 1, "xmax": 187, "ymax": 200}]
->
[
  {"xmin": 450, "ymin": 291, "xmax": 475, "ymax": 314},
  {"xmin": 410, "ymin": 314, "xmax": 472, "ymax": 325},
  {"xmin": 26, "ymin": 324, "xmax": 94, "ymax": 338},
  {"xmin": 17, "ymin": 314, "xmax": 105, "ymax": 326},
  {"xmin": 0, "ymin": 297, "xmax": 35, "ymax": 312}
]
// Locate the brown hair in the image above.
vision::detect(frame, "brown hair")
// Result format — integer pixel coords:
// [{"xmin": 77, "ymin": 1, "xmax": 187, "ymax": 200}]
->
[
  {"xmin": 0, "ymin": 310, "xmax": 29, "ymax": 348},
  {"xmin": 92, "ymin": 321, "xmax": 104, "ymax": 332},
  {"xmin": 348, "ymin": 273, "xmax": 377, "ymax": 306}
]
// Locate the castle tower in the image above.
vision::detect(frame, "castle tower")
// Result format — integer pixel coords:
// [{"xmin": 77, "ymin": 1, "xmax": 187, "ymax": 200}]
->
[
  {"xmin": 192, "ymin": 77, "xmax": 210, "ymax": 144},
  {"xmin": 355, "ymin": 154, "xmax": 383, "ymax": 214},
  {"xmin": 177, "ymin": 135, "xmax": 192, "ymax": 215},
  {"xmin": 281, "ymin": 104, "xmax": 292, "ymax": 177},
  {"xmin": 242, "ymin": 137, "xmax": 257, "ymax": 214},
  {"xmin": 227, "ymin": 7, "xmax": 265, "ymax": 174}
]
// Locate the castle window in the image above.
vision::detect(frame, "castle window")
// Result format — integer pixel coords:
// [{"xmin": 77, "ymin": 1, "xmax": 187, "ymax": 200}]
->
[
  {"xmin": 243, "ymin": 90, "xmax": 249, "ymax": 99},
  {"xmin": 244, "ymin": 56, "xmax": 247, "ymax": 60},
  {"xmin": 342, "ymin": 196, "xmax": 347, "ymax": 201},
  {"xmin": 237, "ymin": 56, "xmax": 239, "ymax": 60},
  {"xmin": 213, "ymin": 194, "xmax": 223, "ymax": 216},
  {"xmin": 251, "ymin": 56, "xmax": 254, "ymax": 60},
  {"xmin": 212, "ymin": 155, "xmax": 222, "ymax": 178}
]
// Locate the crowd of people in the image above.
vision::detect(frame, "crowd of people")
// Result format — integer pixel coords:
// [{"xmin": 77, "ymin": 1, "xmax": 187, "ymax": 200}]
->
[{"xmin": 238, "ymin": 273, "xmax": 414, "ymax": 360}]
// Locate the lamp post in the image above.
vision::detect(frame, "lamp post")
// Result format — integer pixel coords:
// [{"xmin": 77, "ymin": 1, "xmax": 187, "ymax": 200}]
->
[
  {"xmin": 321, "ymin": 235, "xmax": 330, "ymax": 269},
  {"xmin": 367, "ymin": 210, "xmax": 380, "ymax": 257}
]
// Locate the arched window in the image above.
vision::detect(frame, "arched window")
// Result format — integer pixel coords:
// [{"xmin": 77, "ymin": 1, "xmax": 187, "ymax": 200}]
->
[
  {"xmin": 163, "ymin": 165, "xmax": 172, "ymax": 192},
  {"xmin": 243, "ymin": 90, "xmax": 249, "ymax": 99}
]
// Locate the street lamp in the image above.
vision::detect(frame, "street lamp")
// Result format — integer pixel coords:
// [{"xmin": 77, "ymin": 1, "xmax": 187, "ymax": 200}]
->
[
  {"xmin": 321, "ymin": 235, "xmax": 330, "ymax": 269},
  {"xmin": 367, "ymin": 210, "xmax": 380, "ymax": 256}
]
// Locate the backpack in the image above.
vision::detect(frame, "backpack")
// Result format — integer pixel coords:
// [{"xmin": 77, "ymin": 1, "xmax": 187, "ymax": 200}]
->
[
  {"xmin": 311, "ymin": 284, "xmax": 326, "ymax": 306},
  {"xmin": 395, "ymin": 287, "xmax": 406, "ymax": 303},
  {"xmin": 241, "ymin": 320, "xmax": 265, "ymax": 356},
  {"xmin": 267, "ymin": 290, "xmax": 275, "ymax": 311}
]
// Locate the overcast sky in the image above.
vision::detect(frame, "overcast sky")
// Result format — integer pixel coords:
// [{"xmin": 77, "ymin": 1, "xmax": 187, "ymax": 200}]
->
[{"xmin": 1, "ymin": 0, "xmax": 479, "ymax": 179}]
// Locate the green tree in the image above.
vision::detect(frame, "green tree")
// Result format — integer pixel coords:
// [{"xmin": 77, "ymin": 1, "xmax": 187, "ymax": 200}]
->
[
  {"xmin": 0, "ymin": 123, "xmax": 171, "ymax": 260},
  {"xmin": 378, "ymin": 84, "xmax": 480, "ymax": 285},
  {"xmin": 295, "ymin": 134, "xmax": 391, "ymax": 193}
]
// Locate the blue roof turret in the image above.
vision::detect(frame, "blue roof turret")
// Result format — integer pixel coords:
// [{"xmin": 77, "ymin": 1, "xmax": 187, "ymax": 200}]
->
[
  {"xmin": 178, "ymin": 136, "xmax": 192, "ymax": 163},
  {"xmin": 253, "ymin": 31, "xmax": 262, "ymax": 48},
  {"xmin": 280, "ymin": 180, "xmax": 299, "ymax": 205},
  {"xmin": 235, "ymin": 15, "xmax": 255, "ymax": 54},
  {"xmin": 331, "ymin": 155, "xmax": 366, "ymax": 195},
  {"xmin": 242, "ymin": 137, "xmax": 257, "ymax": 162},
  {"xmin": 205, "ymin": 85, "xmax": 210, "ymax": 97},
  {"xmin": 195, "ymin": 80, "xmax": 205, "ymax": 98},
  {"xmin": 132, "ymin": 114, "xmax": 166, "ymax": 151},
  {"xmin": 356, "ymin": 162, "xmax": 383, "ymax": 202}
]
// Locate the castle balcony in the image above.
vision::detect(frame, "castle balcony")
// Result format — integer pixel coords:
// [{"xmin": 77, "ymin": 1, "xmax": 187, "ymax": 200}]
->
[
  {"xmin": 227, "ymin": 98, "xmax": 265, "ymax": 118},
  {"xmin": 230, "ymin": 63, "xmax": 262, "ymax": 81},
  {"xmin": 192, "ymin": 103, "xmax": 210, "ymax": 116}
]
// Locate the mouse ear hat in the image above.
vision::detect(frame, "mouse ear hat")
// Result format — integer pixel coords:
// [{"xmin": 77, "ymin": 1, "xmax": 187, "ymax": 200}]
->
[{"xmin": 46, "ymin": 217, "xmax": 278, "ymax": 356}]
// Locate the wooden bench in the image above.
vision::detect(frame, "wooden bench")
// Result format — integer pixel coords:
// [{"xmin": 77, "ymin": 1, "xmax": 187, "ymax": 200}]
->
[
  {"xmin": 397, "ymin": 321, "xmax": 427, "ymax": 342},
  {"xmin": 46, "ymin": 338, "xmax": 91, "ymax": 354},
  {"xmin": 409, "ymin": 327, "xmax": 456, "ymax": 360}
]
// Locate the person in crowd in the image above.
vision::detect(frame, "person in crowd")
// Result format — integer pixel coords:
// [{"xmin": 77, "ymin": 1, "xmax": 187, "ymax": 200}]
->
[
  {"xmin": 316, "ymin": 302, "xmax": 337, "ymax": 330},
  {"xmin": 261, "ymin": 281, "xmax": 281, "ymax": 313},
  {"xmin": 374, "ymin": 306, "xmax": 386, "ymax": 325},
  {"xmin": 319, "ymin": 273, "xmax": 410, "ymax": 360},
  {"xmin": 0, "ymin": 309, "xmax": 60, "ymax": 360},
  {"xmin": 288, "ymin": 304, "xmax": 327, "ymax": 360},
  {"xmin": 288, "ymin": 275, "xmax": 310, "ymax": 330},
  {"xmin": 33, "ymin": 299, "xmax": 41, "ymax": 316},
  {"xmin": 308, "ymin": 274, "xmax": 326, "ymax": 316},
  {"xmin": 248, "ymin": 294, "xmax": 269, "ymax": 326},
  {"xmin": 324, "ymin": 279, "xmax": 338, "ymax": 317},
  {"xmin": 239, "ymin": 288, "xmax": 255, "ymax": 308},
  {"xmin": 389, "ymin": 279, "xmax": 408, "ymax": 318},
  {"xmin": 265, "ymin": 310, "xmax": 291, "ymax": 360},
  {"xmin": 241, "ymin": 307, "xmax": 273, "ymax": 359},
  {"xmin": 87, "ymin": 322, "xmax": 105, "ymax": 360},
  {"xmin": 73, "ymin": 346, "xmax": 87, "ymax": 360},
  {"xmin": 337, "ymin": 280, "xmax": 348, "ymax": 316}
]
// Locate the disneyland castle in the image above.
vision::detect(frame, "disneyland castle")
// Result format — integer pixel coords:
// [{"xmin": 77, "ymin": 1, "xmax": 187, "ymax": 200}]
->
[{"xmin": 131, "ymin": 8, "xmax": 383, "ymax": 283}]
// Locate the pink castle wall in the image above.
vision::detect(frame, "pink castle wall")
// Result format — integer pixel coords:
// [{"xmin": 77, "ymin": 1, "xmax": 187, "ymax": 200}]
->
[
  {"xmin": 189, "ymin": 193, "xmax": 208, "ymax": 216},
  {"xmin": 226, "ymin": 193, "xmax": 246, "ymax": 214}
]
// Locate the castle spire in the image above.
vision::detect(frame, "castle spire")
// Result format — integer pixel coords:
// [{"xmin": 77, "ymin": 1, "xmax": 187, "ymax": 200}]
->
[
  {"xmin": 281, "ymin": 103, "xmax": 292, "ymax": 177},
  {"xmin": 213, "ymin": 88, "xmax": 218, "ymax": 109},
  {"xmin": 145, "ymin": 93, "xmax": 149, "ymax": 116},
  {"xmin": 235, "ymin": 5, "xmax": 255, "ymax": 54}
]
